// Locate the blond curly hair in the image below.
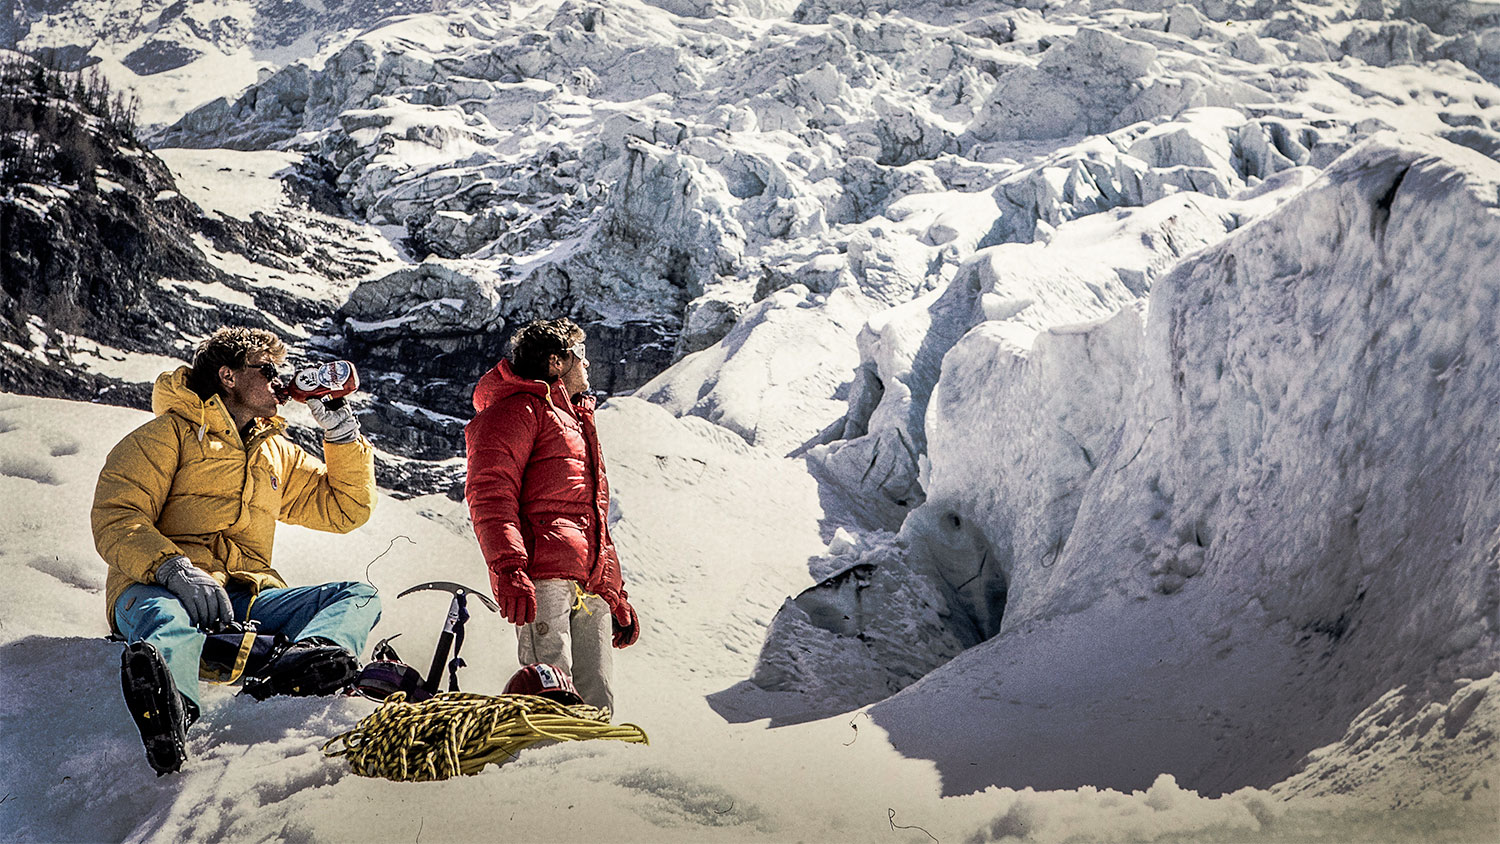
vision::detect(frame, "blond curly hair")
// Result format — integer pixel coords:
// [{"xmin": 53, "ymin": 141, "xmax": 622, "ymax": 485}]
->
[{"xmin": 187, "ymin": 326, "xmax": 288, "ymax": 400}]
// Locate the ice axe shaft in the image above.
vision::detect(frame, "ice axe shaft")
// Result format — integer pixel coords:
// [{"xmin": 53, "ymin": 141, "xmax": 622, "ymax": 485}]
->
[
  {"xmin": 396, "ymin": 581, "xmax": 496, "ymax": 695},
  {"xmin": 422, "ymin": 595, "xmax": 462, "ymax": 694}
]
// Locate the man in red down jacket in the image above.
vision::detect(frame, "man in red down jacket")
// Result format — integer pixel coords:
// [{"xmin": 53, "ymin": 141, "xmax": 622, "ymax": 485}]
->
[{"xmin": 465, "ymin": 318, "xmax": 639, "ymax": 713}]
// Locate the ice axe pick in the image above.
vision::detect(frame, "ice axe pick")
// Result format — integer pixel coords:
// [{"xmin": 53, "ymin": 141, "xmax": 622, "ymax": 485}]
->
[{"xmin": 397, "ymin": 581, "xmax": 498, "ymax": 695}]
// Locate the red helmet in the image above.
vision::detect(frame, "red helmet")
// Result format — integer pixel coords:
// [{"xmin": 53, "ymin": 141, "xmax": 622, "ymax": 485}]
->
[{"xmin": 504, "ymin": 663, "xmax": 584, "ymax": 706}]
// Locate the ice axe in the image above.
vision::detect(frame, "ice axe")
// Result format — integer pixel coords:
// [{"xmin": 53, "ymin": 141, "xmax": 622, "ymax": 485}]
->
[{"xmin": 397, "ymin": 581, "xmax": 498, "ymax": 695}]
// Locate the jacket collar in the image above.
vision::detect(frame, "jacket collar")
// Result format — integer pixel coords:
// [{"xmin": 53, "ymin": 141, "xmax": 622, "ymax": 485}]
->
[
  {"xmin": 473, "ymin": 359, "xmax": 582, "ymax": 414},
  {"xmin": 153, "ymin": 367, "xmax": 286, "ymax": 446}
]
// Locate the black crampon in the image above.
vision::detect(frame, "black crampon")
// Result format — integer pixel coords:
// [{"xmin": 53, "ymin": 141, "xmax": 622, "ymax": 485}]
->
[
  {"xmin": 242, "ymin": 638, "xmax": 359, "ymax": 700},
  {"xmin": 120, "ymin": 642, "xmax": 194, "ymax": 775}
]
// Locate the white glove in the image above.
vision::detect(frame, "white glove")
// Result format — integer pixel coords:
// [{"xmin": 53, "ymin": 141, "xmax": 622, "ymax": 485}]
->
[
  {"xmin": 155, "ymin": 555, "xmax": 233, "ymax": 630},
  {"xmin": 306, "ymin": 397, "xmax": 361, "ymax": 444}
]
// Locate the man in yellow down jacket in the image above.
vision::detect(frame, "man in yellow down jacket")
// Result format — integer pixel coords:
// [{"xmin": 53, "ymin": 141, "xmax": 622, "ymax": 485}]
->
[{"xmin": 93, "ymin": 326, "xmax": 380, "ymax": 775}]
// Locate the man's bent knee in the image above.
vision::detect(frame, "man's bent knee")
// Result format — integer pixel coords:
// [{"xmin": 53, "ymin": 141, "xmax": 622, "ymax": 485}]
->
[{"xmin": 330, "ymin": 581, "xmax": 378, "ymax": 602}]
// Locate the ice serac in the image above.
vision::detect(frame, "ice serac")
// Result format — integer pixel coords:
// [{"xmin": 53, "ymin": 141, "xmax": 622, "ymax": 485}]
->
[
  {"xmin": 968, "ymin": 28, "xmax": 1161, "ymax": 142},
  {"xmin": 142, "ymin": 2, "xmax": 1488, "ymax": 443},
  {"xmin": 633, "ymin": 284, "xmax": 879, "ymax": 455},
  {"xmin": 805, "ymin": 186, "xmax": 1255, "ymax": 533},
  {"xmin": 3, "ymin": 0, "xmax": 448, "ymax": 107},
  {"xmin": 872, "ymin": 133, "xmax": 1500, "ymax": 797},
  {"xmin": 740, "ymin": 180, "xmax": 1303, "ymax": 714}
]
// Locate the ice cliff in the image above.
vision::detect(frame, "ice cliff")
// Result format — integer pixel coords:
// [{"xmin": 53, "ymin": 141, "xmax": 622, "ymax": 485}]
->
[{"xmin": 745, "ymin": 132, "xmax": 1500, "ymax": 799}]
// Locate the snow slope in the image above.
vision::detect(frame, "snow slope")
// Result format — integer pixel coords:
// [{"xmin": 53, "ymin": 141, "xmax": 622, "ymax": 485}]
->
[
  {"xmin": 1, "ymin": 379, "xmax": 1496, "ymax": 842},
  {"xmin": 0, "ymin": 392, "xmax": 954, "ymax": 843}
]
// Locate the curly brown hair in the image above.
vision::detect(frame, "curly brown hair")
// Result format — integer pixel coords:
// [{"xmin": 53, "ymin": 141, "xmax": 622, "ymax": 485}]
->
[
  {"xmin": 509, "ymin": 318, "xmax": 584, "ymax": 381},
  {"xmin": 186, "ymin": 326, "xmax": 287, "ymax": 400}
]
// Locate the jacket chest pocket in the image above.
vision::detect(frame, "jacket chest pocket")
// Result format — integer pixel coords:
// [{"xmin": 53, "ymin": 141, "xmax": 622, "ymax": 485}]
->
[
  {"xmin": 531, "ymin": 512, "xmax": 588, "ymax": 535},
  {"xmin": 528, "ymin": 513, "xmax": 590, "ymax": 564},
  {"xmin": 246, "ymin": 453, "xmax": 283, "ymax": 512}
]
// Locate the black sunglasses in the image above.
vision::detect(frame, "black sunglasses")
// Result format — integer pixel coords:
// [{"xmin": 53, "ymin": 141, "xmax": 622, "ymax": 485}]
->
[{"xmin": 249, "ymin": 363, "xmax": 280, "ymax": 381}]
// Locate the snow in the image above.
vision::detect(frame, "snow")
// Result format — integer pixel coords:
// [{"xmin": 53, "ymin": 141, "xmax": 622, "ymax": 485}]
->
[
  {"xmin": 153, "ymin": 148, "xmax": 303, "ymax": 221},
  {"xmin": 0, "ymin": 392, "xmax": 965, "ymax": 843},
  {"xmin": 634, "ymin": 284, "xmax": 880, "ymax": 454},
  {"xmin": 343, "ymin": 314, "xmax": 422, "ymax": 332},
  {"xmin": 2, "ymin": 383, "xmax": 1493, "ymax": 841},
  {"xmin": 161, "ymin": 277, "xmax": 259, "ymax": 310},
  {"xmin": 59, "ymin": 335, "xmax": 190, "ymax": 384},
  {"xmin": 91, "ymin": 51, "xmax": 270, "ymax": 131}
]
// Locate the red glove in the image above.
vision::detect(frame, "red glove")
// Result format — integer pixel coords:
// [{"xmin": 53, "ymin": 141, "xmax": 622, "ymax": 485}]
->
[
  {"xmin": 491, "ymin": 567, "xmax": 536, "ymax": 625},
  {"xmin": 611, "ymin": 597, "xmax": 639, "ymax": 648}
]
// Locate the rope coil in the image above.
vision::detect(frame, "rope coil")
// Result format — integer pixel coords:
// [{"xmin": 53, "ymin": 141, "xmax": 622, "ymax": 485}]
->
[{"xmin": 323, "ymin": 691, "xmax": 649, "ymax": 782}]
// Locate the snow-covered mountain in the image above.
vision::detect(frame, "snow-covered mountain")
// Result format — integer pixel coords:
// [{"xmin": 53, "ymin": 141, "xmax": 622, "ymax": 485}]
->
[
  {"xmin": 1, "ymin": 0, "xmax": 489, "ymax": 125},
  {"xmin": 1, "ymin": 0, "xmax": 1498, "ymax": 841},
  {"xmin": 142, "ymin": 0, "xmax": 1500, "ymax": 458}
]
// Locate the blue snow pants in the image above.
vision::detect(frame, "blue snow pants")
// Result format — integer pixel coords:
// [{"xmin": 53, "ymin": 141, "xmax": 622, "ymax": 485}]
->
[{"xmin": 114, "ymin": 581, "xmax": 382, "ymax": 709}]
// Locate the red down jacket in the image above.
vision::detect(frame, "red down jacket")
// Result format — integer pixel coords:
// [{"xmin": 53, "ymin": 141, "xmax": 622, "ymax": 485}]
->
[{"xmin": 464, "ymin": 359, "xmax": 625, "ymax": 611}]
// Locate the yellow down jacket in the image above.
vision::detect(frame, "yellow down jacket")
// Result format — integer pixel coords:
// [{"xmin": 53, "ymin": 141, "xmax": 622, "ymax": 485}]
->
[{"xmin": 93, "ymin": 367, "xmax": 376, "ymax": 631}]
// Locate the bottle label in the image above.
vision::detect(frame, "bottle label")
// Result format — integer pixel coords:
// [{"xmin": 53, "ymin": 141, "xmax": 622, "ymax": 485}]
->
[
  {"xmin": 295, "ymin": 361, "xmax": 353, "ymax": 393},
  {"xmin": 287, "ymin": 360, "xmax": 358, "ymax": 401}
]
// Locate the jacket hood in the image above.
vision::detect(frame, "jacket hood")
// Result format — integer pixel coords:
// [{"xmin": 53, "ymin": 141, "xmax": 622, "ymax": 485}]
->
[
  {"xmin": 152, "ymin": 366, "xmax": 282, "ymax": 441},
  {"xmin": 152, "ymin": 367, "xmax": 211, "ymax": 418},
  {"xmin": 473, "ymin": 359, "xmax": 565, "ymax": 414}
]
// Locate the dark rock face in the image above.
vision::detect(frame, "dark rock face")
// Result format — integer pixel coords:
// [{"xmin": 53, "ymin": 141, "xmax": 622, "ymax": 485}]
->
[
  {"xmin": 0, "ymin": 0, "xmax": 28, "ymax": 48},
  {"xmin": 31, "ymin": 44, "xmax": 98, "ymax": 71},
  {"xmin": 122, "ymin": 39, "xmax": 203, "ymax": 75},
  {"xmin": 335, "ymin": 257, "xmax": 681, "ymax": 446},
  {"xmin": 584, "ymin": 320, "xmax": 677, "ymax": 396},
  {"xmin": 1, "ymin": 61, "xmax": 223, "ymax": 366},
  {"xmin": 0, "ymin": 132, "xmax": 301, "ymax": 369},
  {"xmin": 0, "ymin": 56, "xmax": 340, "ymax": 412},
  {"xmin": 340, "ymin": 308, "xmax": 676, "ymax": 425},
  {"xmin": 332, "ymin": 288, "xmax": 673, "ymax": 497}
]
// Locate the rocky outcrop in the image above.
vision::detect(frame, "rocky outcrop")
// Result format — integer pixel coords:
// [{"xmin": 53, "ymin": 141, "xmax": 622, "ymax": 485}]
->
[
  {"xmin": 338, "ymin": 254, "xmax": 681, "ymax": 418},
  {"xmin": 0, "ymin": 56, "xmax": 369, "ymax": 425},
  {"xmin": 1, "ymin": 0, "xmax": 449, "ymax": 77},
  {"xmin": 1, "ymin": 59, "xmax": 230, "ymax": 399}
]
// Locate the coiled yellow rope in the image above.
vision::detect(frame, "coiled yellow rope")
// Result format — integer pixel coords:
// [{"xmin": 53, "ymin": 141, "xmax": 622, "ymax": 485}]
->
[{"xmin": 322, "ymin": 691, "xmax": 649, "ymax": 781}]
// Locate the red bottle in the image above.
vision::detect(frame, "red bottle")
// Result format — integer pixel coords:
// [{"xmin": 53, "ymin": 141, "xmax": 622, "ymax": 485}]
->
[{"xmin": 277, "ymin": 360, "xmax": 359, "ymax": 405}]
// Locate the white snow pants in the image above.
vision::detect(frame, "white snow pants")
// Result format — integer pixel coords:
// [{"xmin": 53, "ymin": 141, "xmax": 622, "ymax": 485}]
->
[{"xmin": 517, "ymin": 578, "xmax": 614, "ymax": 714}]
